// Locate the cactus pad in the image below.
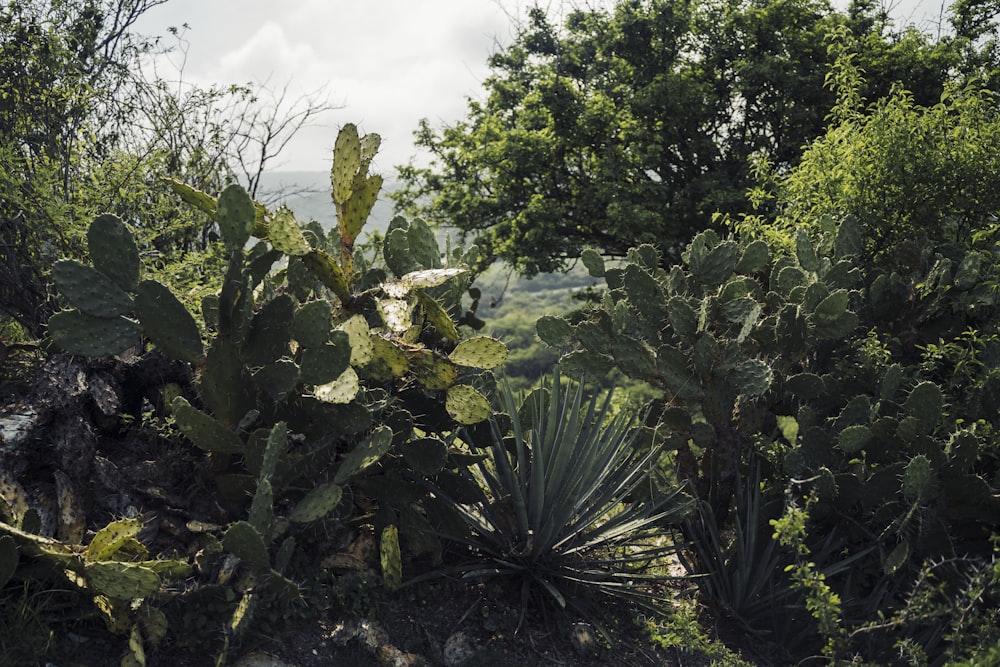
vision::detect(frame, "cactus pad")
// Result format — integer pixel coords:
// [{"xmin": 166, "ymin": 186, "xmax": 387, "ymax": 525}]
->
[
  {"xmin": 314, "ymin": 367, "xmax": 360, "ymax": 404},
  {"xmin": 289, "ymin": 482, "xmax": 343, "ymax": 524},
  {"xmin": 300, "ymin": 338, "xmax": 352, "ymax": 385},
  {"xmin": 0, "ymin": 535, "xmax": 17, "ymax": 589},
  {"xmin": 134, "ymin": 280, "xmax": 204, "ymax": 363},
  {"xmin": 223, "ymin": 520, "xmax": 270, "ymax": 571},
  {"xmin": 268, "ymin": 206, "xmax": 312, "ymax": 256},
  {"xmin": 170, "ymin": 396, "xmax": 245, "ymax": 454},
  {"xmin": 85, "ymin": 517, "xmax": 142, "ymax": 562},
  {"xmin": 292, "ymin": 299, "xmax": 333, "ymax": 348},
  {"xmin": 409, "ymin": 348, "xmax": 458, "ymax": 390},
  {"xmin": 87, "ymin": 214, "xmax": 140, "ymax": 291},
  {"xmin": 380, "ymin": 524, "xmax": 403, "ymax": 590},
  {"xmin": 216, "ymin": 183, "xmax": 256, "ymax": 250},
  {"xmin": 334, "ymin": 426, "xmax": 393, "ymax": 484},
  {"xmin": 362, "ymin": 335, "xmax": 409, "ymax": 381},
  {"xmin": 53, "ymin": 259, "xmax": 133, "ymax": 318},
  {"xmin": 48, "ymin": 310, "xmax": 139, "ymax": 357},
  {"xmin": 415, "ymin": 290, "xmax": 460, "ymax": 341},
  {"xmin": 581, "ymin": 248, "xmax": 605, "ymax": 277},
  {"xmin": 536, "ymin": 315, "xmax": 575, "ymax": 347},
  {"xmin": 86, "ymin": 561, "xmax": 161, "ymax": 599},
  {"xmin": 446, "ymin": 384, "xmax": 492, "ymax": 424},
  {"xmin": 450, "ymin": 336, "xmax": 508, "ymax": 370},
  {"xmin": 338, "ymin": 314, "xmax": 374, "ymax": 365},
  {"xmin": 332, "ymin": 123, "xmax": 362, "ymax": 204}
]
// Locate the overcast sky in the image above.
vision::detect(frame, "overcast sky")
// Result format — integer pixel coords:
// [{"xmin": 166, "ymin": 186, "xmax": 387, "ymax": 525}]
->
[{"xmin": 132, "ymin": 0, "xmax": 944, "ymax": 177}]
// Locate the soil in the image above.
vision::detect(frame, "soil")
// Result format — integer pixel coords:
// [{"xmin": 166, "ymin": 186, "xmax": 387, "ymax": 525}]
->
[{"xmin": 0, "ymin": 352, "xmax": 725, "ymax": 667}]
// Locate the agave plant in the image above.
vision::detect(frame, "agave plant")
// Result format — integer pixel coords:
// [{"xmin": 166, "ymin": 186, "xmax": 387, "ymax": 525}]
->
[{"xmin": 423, "ymin": 367, "xmax": 691, "ymax": 619}]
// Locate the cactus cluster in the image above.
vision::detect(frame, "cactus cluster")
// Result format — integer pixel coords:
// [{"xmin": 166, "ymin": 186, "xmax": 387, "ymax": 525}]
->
[{"xmin": 38, "ymin": 122, "xmax": 511, "ymax": 659}]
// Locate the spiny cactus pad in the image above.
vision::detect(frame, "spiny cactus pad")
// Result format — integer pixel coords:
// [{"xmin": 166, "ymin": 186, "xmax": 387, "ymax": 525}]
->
[
  {"xmin": 87, "ymin": 214, "xmax": 140, "ymax": 292},
  {"xmin": 48, "ymin": 310, "xmax": 139, "ymax": 357},
  {"xmin": 53, "ymin": 259, "xmax": 133, "ymax": 318},
  {"xmin": 333, "ymin": 426, "xmax": 393, "ymax": 484},
  {"xmin": 300, "ymin": 336, "xmax": 352, "ymax": 385},
  {"xmin": 415, "ymin": 291, "xmax": 460, "ymax": 342},
  {"xmin": 86, "ymin": 561, "xmax": 161, "ymax": 599},
  {"xmin": 449, "ymin": 336, "xmax": 508, "ymax": 370},
  {"xmin": 292, "ymin": 299, "xmax": 333, "ymax": 349},
  {"xmin": 134, "ymin": 280, "xmax": 204, "ymax": 363},
  {"xmin": 171, "ymin": 397, "xmax": 245, "ymax": 454},
  {"xmin": 301, "ymin": 249, "xmax": 351, "ymax": 303},
  {"xmin": 332, "ymin": 123, "xmax": 362, "ymax": 204},
  {"xmin": 223, "ymin": 520, "xmax": 270, "ymax": 571},
  {"xmin": 268, "ymin": 206, "xmax": 312, "ymax": 256},
  {"xmin": 216, "ymin": 183, "xmax": 256, "ymax": 250},
  {"xmin": 85, "ymin": 517, "xmax": 142, "ymax": 562},
  {"xmin": 314, "ymin": 367, "xmax": 360, "ymax": 404},
  {"xmin": 289, "ymin": 482, "xmax": 343, "ymax": 524},
  {"xmin": 445, "ymin": 384, "xmax": 492, "ymax": 425}
]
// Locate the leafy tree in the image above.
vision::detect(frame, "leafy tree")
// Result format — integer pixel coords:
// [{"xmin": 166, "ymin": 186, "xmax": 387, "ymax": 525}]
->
[{"xmin": 396, "ymin": 0, "xmax": 994, "ymax": 276}]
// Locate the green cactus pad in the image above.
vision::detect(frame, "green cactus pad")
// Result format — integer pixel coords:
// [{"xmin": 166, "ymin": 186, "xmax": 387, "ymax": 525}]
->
[
  {"xmin": 171, "ymin": 396, "xmax": 245, "ymax": 454},
  {"xmin": 731, "ymin": 358, "xmax": 772, "ymax": 397},
  {"xmin": 795, "ymin": 229, "xmax": 819, "ymax": 272},
  {"xmin": 340, "ymin": 174, "xmax": 382, "ymax": 245},
  {"xmin": 380, "ymin": 525, "xmax": 403, "ymax": 591},
  {"xmin": 253, "ymin": 360, "xmax": 299, "ymax": 400},
  {"xmin": 53, "ymin": 259, "xmax": 133, "ymax": 318},
  {"xmin": 384, "ymin": 226, "xmax": 418, "ymax": 278},
  {"xmin": 289, "ymin": 482, "xmax": 343, "ymax": 524},
  {"xmin": 445, "ymin": 384, "xmax": 492, "ymax": 425},
  {"xmin": 164, "ymin": 178, "xmax": 217, "ymax": 217},
  {"xmin": 223, "ymin": 520, "xmax": 270, "ymax": 571},
  {"xmin": 623, "ymin": 264, "xmax": 666, "ymax": 321},
  {"xmin": 736, "ymin": 239, "xmax": 770, "ymax": 274},
  {"xmin": 48, "ymin": 310, "xmax": 139, "ymax": 357},
  {"xmin": 786, "ymin": 373, "xmax": 826, "ymax": 399},
  {"xmin": 292, "ymin": 299, "xmax": 333, "ymax": 348},
  {"xmin": 581, "ymin": 248, "xmax": 605, "ymax": 277},
  {"xmin": 267, "ymin": 206, "xmax": 312, "ymax": 256},
  {"xmin": 450, "ymin": 336, "xmax": 508, "ymax": 370},
  {"xmin": 332, "ymin": 123, "xmax": 362, "ymax": 204},
  {"xmin": 402, "ymin": 438, "xmax": 449, "ymax": 475},
  {"xmin": 301, "ymin": 249, "xmax": 351, "ymax": 303},
  {"xmin": 838, "ymin": 425, "xmax": 873, "ymax": 453},
  {"xmin": 405, "ymin": 217, "xmax": 442, "ymax": 270},
  {"xmin": 560, "ymin": 350, "xmax": 615, "ymax": 379},
  {"xmin": 667, "ymin": 297, "xmax": 698, "ymax": 340},
  {"xmin": 314, "ymin": 367, "xmax": 360, "ymax": 404},
  {"xmin": 362, "ymin": 335, "xmax": 409, "ymax": 381},
  {"xmin": 903, "ymin": 381, "xmax": 944, "ymax": 434},
  {"xmin": 86, "ymin": 561, "xmax": 161, "ymax": 599},
  {"xmin": 360, "ymin": 132, "xmax": 381, "ymax": 165},
  {"xmin": 261, "ymin": 421, "xmax": 287, "ymax": 481},
  {"xmin": 415, "ymin": 290, "xmax": 460, "ymax": 342},
  {"xmin": 300, "ymin": 338, "xmax": 352, "ymax": 385},
  {"xmin": 87, "ymin": 214, "xmax": 140, "ymax": 292},
  {"xmin": 199, "ymin": 337, "xmax": 254, "ymax": 428},
  {"xmin": 85, "ymin": 517, "xmax": 142, "ymax": 562},
  {"xmin": 334, "ymin": 426, "xmax": 393, "ymax": 484},
  {"xmin": 536, "ymin": 315, "xmax": 575, "ymax": 347},
  {"xmin": 902, "ymin": 454, "xmax": 934, "ymax": 500},
  {"xmin": 407, "ymin": 348, "xmax": 457, "ymax": 390},
  {"xmin": 243, "ymin": 293, "xmax": 295, "ymax": 367},
  {"xmin": 693, "ymin": 240, "xmax": 739, "ymax": 286},
  {"xmin": 216, "ymin": 183, "xmax": 256, "ymax": 250},
  {"xmin": 612, "ymin": 336, "xmax": 656, "ymax": 379},
  {"xmin": 656, "ymin": 345, "xmax": 699, "ymax": 399},
  {"xmin": 834, "ymin": 215, "xmax": 863, "ymax": 259},
  {"xmin": 134, "ymin": 280, "xmax": 204, "ymax": 363},
  {"xmin": 0, "ymin": 535, "xmax": 17, "ymax": 589},
  {"xmin": 248, "ymin": 478, "xmax": 275, "ymax": 541},
  {"xmin": 338, "ymin": 314, "xmax": 373, "ymax": 365}
]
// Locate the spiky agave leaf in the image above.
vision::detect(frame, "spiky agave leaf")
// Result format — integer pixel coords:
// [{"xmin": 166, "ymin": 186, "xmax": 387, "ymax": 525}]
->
[{"xmin": 419, "ymin": 367, "xmax": 690, "ymax": 613}]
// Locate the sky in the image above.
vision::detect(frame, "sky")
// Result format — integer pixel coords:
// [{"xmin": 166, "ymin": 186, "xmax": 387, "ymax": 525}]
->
[{"xmin": 132, "ymin": 0, "xmax": 943, "ymax": 177}]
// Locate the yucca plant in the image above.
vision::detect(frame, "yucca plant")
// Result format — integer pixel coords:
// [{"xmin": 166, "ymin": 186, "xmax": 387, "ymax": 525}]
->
[{"xmin": 422, "ymin": 367, "xmax": 691, "ymax": 621}]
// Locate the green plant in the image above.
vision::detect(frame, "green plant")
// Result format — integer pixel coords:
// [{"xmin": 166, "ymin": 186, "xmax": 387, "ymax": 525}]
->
[{"xmin": 420, "ymin": 367, "xmax": 690, "ymax": 629}]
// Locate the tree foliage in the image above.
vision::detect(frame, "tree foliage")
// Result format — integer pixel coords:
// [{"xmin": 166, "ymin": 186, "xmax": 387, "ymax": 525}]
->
[{"xmin": 397, "ymin": 0, "xmax": 994, "ymax": 276}]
